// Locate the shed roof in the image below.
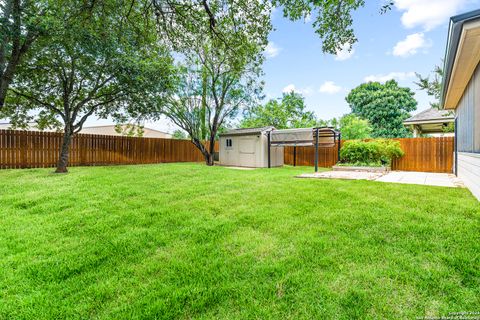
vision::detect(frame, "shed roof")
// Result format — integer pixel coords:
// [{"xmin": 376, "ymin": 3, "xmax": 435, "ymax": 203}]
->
[
  {"xmin": 403, "ymin": 108, "xmax": 455, "ymax": 125},
  {"xmin": 220, "ymin": 126, "xmax": 275, "ymax": 136}
]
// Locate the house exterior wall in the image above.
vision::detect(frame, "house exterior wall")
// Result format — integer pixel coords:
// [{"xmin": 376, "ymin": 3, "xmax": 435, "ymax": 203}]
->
[
  {"xmin": 458, "ymin": 153, "xmax": 480, "ymax": 199},
  {"xmin": 456, "ymin": 62, "xmax": 480, "ymax": 199},
  {"xmin": 456, "ymin": 62, "xmax": 480, "ymax": 152},
  {"xmin": 219, "ymin": 133, "xmax": 283, "ymax": 168}
]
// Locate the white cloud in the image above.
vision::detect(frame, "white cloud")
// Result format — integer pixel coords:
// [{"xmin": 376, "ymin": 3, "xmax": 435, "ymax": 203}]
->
[
  {"xmin": 392, "ymin": 33, "xmax": 431, "ymax": 57},
  {"xmin": 395, "ymin": 0, "xmax": 468, "ymax": 31},
  {"xmin": 304, "ymin": 14, "xmax": 312, "ymax": 23},
  {"xmin": 334, "ymin": 43, "xmax": 355, "ymax": 61},
  {"xmin": 364, "ymin": 71, "xmax": 416, "ymax": 83},
  {"xmin": 264, "ymin": 42, "xmax": 281, "ymax": 58},
  {"xmin": 319, "ymin": 81, "xmax": 342, "ymax": 94},
  {"xmin": 282, "ymin": 84, "xmax": 296, "ymax": 93},
  {"xmin": 282, "ymin": 84, "xmax": 313, "ymax": 96}
]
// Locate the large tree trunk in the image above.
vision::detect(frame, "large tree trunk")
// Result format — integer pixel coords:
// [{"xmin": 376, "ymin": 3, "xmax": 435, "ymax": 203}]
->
[
  {"xmin": 206, "ymin": 132, "xmax": 216, "ymax": 166},
  {"xmin": 204, "ymin": 152, "xmax": 214, "ymax": 166},
  {"xmin": 55, "ymin": 129, "xmax": 73, "ymax": 173},
  {"xmin": 191, "ymin": 137, "xmax": 214, "ymax": 166}
]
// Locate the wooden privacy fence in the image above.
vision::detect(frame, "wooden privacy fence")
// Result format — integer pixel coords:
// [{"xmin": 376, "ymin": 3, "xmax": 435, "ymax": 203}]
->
[
  {"xmin": 284, "ymin": 137, "xmax": 454, "ymax": 173},
  {"xmin": 0, "ymin": 130, "xmax": 454, "ymax": 173},
  {"xmin": 391, "ymin": 137, "xmax": 454, "ymax": 173},
  {"xmin": 284, "ymin": 143, "xmax": 339, "ymax": 168},
  {"xmin": 0, "ymin": 130, "xmax": 217, "ymax": 169}
]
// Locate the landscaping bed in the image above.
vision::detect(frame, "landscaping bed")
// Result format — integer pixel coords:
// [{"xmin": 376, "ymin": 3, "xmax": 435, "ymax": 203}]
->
[{"xmin": 332, "ymin": 164, "xmax": 390, "ymax": 173}]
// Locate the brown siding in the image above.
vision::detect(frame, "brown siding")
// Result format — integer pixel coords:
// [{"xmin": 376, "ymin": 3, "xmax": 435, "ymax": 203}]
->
[{"xmin": 456, "ymin": 62, "xmax": 480, "ymax": 153}]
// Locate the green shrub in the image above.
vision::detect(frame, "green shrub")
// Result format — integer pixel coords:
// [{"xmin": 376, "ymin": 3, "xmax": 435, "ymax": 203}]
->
[
  {"xmin": 376, "ymin": 139, "xmax": 404, "ymax": 164},
  {"xmin": 339, "ymin": 139, "xmax": 404, "ymax": 166}
]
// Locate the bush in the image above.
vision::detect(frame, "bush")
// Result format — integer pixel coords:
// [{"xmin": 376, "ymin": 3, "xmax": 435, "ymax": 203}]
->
[{"xmin": 339, "ymin": 139, "xmax": 404, "ymax": 166}]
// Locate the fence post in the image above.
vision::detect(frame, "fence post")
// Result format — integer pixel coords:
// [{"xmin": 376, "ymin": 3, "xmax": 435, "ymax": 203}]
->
[
  {"xmin": 293, "ymin": 146, "xmax": 296, "ymax": 167},
  {"xmin": 314, "ymin": 128, "xmax": 319, "ymax": 172},
  {"xmin": 20, "ymin": 131, "xmax": 27, "ymax": 168},
  {"xmin": 337, "ymin": 133, "xmax": 341, "ymax": 164}
]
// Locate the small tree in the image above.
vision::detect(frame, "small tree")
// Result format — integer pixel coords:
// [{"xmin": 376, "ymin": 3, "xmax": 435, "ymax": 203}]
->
[
  {"xmin": 339, "ymin": 114, "xmax": 372, "ymax": 140},
  {"xmin": 415, "ymin": 63, "xmax": 443, "ymax": 109},
  {"xmin": 346, "ymin": 80, "xmax": 417, "ymax": 138},
  {"xmin": 3, "ymin": 1, "xmax": 174, "ymax": 173},
  {"xmin": 162, "ymin": 54, "xmax": 261, "ymax": 165},
  {"xmin": 172, "ymin": 129, "xmax": 187, "ymax": 140},
  {"xmin": 240, "ymin": 92, "xmax": 317, "ymax": 129}
]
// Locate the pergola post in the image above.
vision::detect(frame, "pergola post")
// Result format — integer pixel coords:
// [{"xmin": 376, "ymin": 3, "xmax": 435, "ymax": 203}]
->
[
  {"xmin": 314, "ymin": 128, "xmax": 319, "ymax": 172},
  {"xmin": 454, "ymin": 117, "xmax": 458, "ymax": 176},
  {"xmin": 293, "ymin": 146, "xmax": 297, "ymax": 167},
  {"xmin": 337, "ymin": 132, "xmax": 341, "ymax": 163},
  {"xmin": 267, "ymin": 130, "xmax": 271, "ymax": 168}
]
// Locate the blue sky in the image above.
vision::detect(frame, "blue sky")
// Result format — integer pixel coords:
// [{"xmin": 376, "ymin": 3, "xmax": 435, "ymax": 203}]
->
[{"xmin": 262, "ymin": 0, "xmax": 479, "ymax": 122}]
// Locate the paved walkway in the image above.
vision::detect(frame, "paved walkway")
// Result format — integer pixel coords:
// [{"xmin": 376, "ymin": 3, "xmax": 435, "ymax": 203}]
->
[
  {"xmin": 376, "ymin": 171, "xmax": 463, "ymax": 187},
  {"xmin": 297, "ymin": 170, "xmax": 464, "ymax": 188},
  {"xmin": 298, "ymin": 171, "xmax": 383, "ymax": 181}
]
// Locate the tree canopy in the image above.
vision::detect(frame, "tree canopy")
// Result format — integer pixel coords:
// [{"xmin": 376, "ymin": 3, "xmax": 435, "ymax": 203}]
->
[
  {"xmin": 240, "ymin": 92, "xmax": 317, "ymax": 129},
  {"xmin": 3, "ymin": 0, "xmax": 175, "ymax": 172},
  {"xmin": 0, "ymin": 0, "xmax": 51, "ymax": 108},
  {"xmin": 346, "ymin": 80, "xmax": 417, "ymax": 138}
]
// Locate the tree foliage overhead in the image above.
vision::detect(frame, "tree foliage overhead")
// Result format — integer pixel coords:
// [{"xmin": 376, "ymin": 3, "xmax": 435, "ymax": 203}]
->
[
  {"xmin": 152, "ymin": 0, "xmax": 390, "ymax": 58},
  {"xmin": 0, "ymin": 0, "xmax": 50, "ymax": 108},
  {"xmin": 273, "ymin": 0, "xmax": 364, "ymax": 54},
  {"xmin": 346, "ymin": 80, "xmax": 417, "ymax": 138},
  {"xmin": 272, "ymin": 0, "xmax": 392, "ymax": 54},
  {"xmin": 240, "ymin": 92, "xmax": 317, "ymax": 129},
  {"xmin": 153, "ymin": 0, "xmax": 271, "ymax": 66}
]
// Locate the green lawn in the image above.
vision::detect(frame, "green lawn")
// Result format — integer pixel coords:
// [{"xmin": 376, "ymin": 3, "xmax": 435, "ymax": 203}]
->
[{"xmin": 0, "ymin": 163, "xmax": 479, "ymax": 319}]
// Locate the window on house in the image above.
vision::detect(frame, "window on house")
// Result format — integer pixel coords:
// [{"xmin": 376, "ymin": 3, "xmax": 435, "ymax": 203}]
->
[{"xmin": 226, "ymin": 138, "xmax": 232, "ymax": 148}]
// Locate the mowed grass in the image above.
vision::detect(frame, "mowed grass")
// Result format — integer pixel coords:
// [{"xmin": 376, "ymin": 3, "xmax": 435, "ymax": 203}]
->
[{"xmin": 0, "ymin": 163, "xmax": 479, "ymax": 319}]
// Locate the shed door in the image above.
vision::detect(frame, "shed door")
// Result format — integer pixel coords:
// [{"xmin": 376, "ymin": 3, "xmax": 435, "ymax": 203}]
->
[{"xmin": 238, "ymin": 137, "xmax": 256, "ymax": 167}]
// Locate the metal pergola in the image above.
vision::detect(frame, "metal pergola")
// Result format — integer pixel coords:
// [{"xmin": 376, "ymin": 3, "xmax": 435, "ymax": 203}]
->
[{"xmin": 267, "ymin": 127, "xmax": 341, "ymax": 172}]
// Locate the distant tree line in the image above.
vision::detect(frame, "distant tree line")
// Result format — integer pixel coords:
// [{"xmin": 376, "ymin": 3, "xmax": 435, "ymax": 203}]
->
[{"xmin": 239, "ymin": 78, "xmax": 418, "ymax": 140}]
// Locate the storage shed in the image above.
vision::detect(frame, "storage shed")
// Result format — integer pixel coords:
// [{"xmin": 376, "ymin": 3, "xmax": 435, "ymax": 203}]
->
[
  {"xmin": 219, "ymin": 126, "xmax": 283, "ymax": 168},
  {"xmin": 219, "ymin": 126, "xmax": 340, "ymax": 169}
]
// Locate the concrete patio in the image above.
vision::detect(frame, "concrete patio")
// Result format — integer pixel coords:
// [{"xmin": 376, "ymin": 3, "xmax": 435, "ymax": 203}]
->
[
  {"xmin": 376, "ymin": 171, "xmax": 463, "ymax": 187},
  {"xmin": 297, "ymin": 170, "xmax": 464, "ymax": 188}
]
